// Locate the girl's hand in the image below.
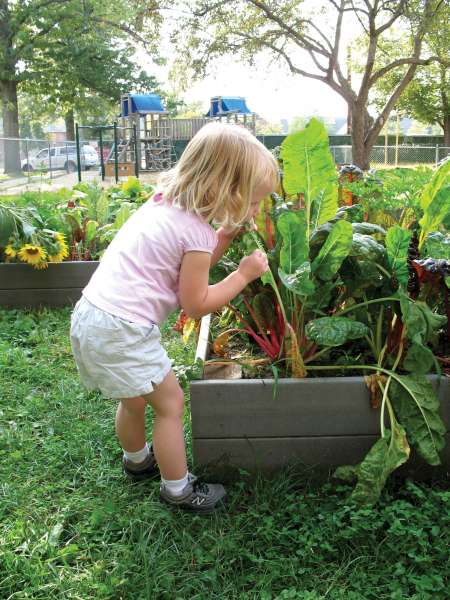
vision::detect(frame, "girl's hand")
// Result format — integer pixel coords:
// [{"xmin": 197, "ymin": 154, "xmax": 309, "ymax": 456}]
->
[{"xmin": 238, "ymin": 249, "xmax": 269, "ymax": 282}]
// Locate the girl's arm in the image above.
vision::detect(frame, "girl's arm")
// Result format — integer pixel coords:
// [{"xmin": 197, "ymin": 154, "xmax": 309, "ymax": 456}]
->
[{"xmin": 179, "ymin": 249, "xmax": 267, "ymax": 319}]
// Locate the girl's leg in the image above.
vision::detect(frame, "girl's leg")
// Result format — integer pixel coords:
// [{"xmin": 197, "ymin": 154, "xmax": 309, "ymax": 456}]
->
[
  {"xmin": 142, "ymin": 370, "xmax": 187, "ymax": 481},
  {"xmin": 115, "ymin": 396, "xmax": 147, "ymax": 452}
]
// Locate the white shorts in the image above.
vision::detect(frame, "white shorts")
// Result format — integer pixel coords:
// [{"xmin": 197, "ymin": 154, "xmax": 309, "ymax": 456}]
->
[{"xmin": 70, "ymin": 296, "xmax": 172, "ymax": 399}]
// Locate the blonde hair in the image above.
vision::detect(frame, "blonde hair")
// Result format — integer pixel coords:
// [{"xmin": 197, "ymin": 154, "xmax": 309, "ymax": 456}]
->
[{"xmin": 157, "ymin": 122, "xmax": 279, "ymax": 228}]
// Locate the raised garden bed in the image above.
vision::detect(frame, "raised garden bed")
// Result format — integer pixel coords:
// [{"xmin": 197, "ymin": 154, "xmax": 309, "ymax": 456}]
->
[
  {"xmin": 190, "ymin": 317, "xmax": 450, "ymax": 479},
  {"xmin": 0, "ymin": 261, "xmax": 99, "ymax": 308}
]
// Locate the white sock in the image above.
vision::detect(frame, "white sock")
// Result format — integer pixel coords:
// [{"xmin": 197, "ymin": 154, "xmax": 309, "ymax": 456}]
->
[
  {"xmin": 161, "ymin": 472, "xmax": 189, "ymax": 496},
  {"xmin": 123, "ymin": 443, "xmax": 150, "ymax": 464}
]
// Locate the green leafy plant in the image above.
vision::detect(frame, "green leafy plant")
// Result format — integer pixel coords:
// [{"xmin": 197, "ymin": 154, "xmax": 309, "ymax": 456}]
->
[{"xmin": 208, "ymin": 118, "xmax": 449, "ymax": 505}]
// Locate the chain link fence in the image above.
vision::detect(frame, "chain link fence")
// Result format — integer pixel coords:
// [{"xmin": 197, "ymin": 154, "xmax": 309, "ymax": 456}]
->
[
  {"xmin": 331, "ymin": 144, "xmax": 450, "ymax": 168},
  {"xmin": 1, "ymin": 136, "xmax": 449, "ymax": 186},
  {"xmin": 0, "ymin": 137, "xmax": 100, "ymax": 181}
]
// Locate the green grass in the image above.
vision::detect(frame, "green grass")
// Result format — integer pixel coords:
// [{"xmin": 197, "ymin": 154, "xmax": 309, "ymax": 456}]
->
[{"xmin": 1, "ymin": 308, "xmax": 449, "ymax": 600}]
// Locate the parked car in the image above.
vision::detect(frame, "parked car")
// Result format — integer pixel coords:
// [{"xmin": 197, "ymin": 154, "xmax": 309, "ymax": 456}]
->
[{"xmin": 21, "ymin": 144, "xmax": 99, "ymax": 172}]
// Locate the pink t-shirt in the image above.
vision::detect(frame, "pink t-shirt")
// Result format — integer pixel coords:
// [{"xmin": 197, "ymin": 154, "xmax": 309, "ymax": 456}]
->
[{"xmin": 83, "ymin": 194, "xmax": 218, "ymax": 326}]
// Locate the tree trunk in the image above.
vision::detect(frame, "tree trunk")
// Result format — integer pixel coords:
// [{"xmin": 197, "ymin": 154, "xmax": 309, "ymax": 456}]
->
[
  {"xmin": 350, "ymin": 103, "xmax": 371, "ymax": 170},
  {"xmin": 443, "ymin": 114, "xmax": 450, "ymax": 148},
  {"xmin": 65, "ymin": 109, "xmax": 75, "ymax": 141},
  {"xmin": 1, "ymin": 79, "xmax": 22, "ymax": 174}
]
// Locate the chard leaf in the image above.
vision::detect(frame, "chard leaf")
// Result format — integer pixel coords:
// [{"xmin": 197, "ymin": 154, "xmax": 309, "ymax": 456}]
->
[
  {"xmin": 340, "ymin": 258, "xmax": 382, "ymax": 296},
  {"xmin": 277, "ymin": 211, "xmax": 309, "ymax": 273},
  {"xmin": 390, "ymin": 375, "xmax": 446, "ymax": 466},
  {"xmin": 279, "ymin": 262, "xmax": 315, "ymax": 297},
  {"xmin": 334, "ymin": 424, "xmax": 410, "ymax": 506},
  {"xmin": 96, "ymin": 192, "xmax": 110, "ymax": 225},
  {"xmin": 0, "ymin": 207, "xmax": 17, "ymax": 245},
  {"xmin": 420, "ymin": 159, "xmax": 450, "ymax": 211},
  {"xmin": 385, "ymin": 225, "xmax": 411, "ymax": 286},
  {"xmin": 419, "ymin": 185, "xmax": 450, "ymax": 249},
  {"xmin": 403, "ymin": 342, "xmax": 436, "ymax": 374},
  {"xmin": 280, "ymin": 118, "xmax": 338, "ymax": 229},
  {"xmin": 84, "ymin": 220, "xmax": 98, "ymax": 245},
  {"xmin": 399, "ymin": 292, "xmax": 447, "ymax": 344},
  {"xmin": 423, "ymin": 232, "xmax": 450, "ymax": 260},
  {"xmin": 304, "ymin": 280, "xmax": 337, "ymax": 312},
  {"xmin": 350, "ymin": 233, "xmax": 385, "ymax": 260},
  {"xmin": 305, "ymin": 316, "xmax": 368, "ymax": 347},
  {"xmin": 351, "ymin": 222, "xmax": 386, "ymax": 235},
  {"xmin": 311, "ymin": 220, "xmax": 353, "ymax": 281},
  {"xmin": 114, "ymin": 203, "xmax": 133, "ymax": 229}
]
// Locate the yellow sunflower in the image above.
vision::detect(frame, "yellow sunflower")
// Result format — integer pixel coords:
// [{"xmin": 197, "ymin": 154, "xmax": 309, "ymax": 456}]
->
[
  {"xmin": 48, "ymin": 233, "xmax": 69, "ymax": 263},
  {"xmin": 17, "ymin": 244, "xmax": 47, "ymax": 265},
  {"xmin": 34, "ymin": 260, "xmax": 49, "ymax": 270},
  {"xmin": 48, "ymin": 250, "xmax": 66, "ymax": 263},
  {"xmin": 4, "ymin": 245, "xmax": 17, "ymax": 259},
  {"xmin": 55, "ymin": 232, "xmax": 67, "ymax": 246}
]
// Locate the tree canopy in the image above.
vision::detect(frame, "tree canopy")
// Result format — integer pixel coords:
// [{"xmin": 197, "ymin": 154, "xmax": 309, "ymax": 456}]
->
[
  {"xmin": 0, "ymin": 0, "xmax": 163, "ymax": 171},
  {"xmin": 370, "ymin": 4, "xmax": 450, "ymax": 144}
]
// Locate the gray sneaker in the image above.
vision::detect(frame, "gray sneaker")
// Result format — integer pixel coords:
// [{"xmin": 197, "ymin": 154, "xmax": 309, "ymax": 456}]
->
[
  {"xmin": 160, "ymin": 474, "xmax": 226, "ymax": 514},
  {"xmin": 123, "ymin": 445, "xmax": 159, "ymax": 481}
]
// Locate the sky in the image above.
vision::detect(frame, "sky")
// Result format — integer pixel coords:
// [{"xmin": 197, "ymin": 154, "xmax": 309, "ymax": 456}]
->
[
  {"xmin": 181, "ymin": 57, "xmax": 349, "ymax": 124},
  {"xmin": 146, "ymin": 2, "xmax": 356, "ymax": 125}
]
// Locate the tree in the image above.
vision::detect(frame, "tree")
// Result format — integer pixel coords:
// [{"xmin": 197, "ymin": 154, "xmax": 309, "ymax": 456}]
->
[
  {"xmin": 179, "ymin": 0, "xmax": 448, "ymax": 169},
  {"xmin": 370, "ymin": 7, "xmax": 450, "ymax": 145},
  {"xmin": 0, "ymin": 0, "xmax": 162, "ymax": 173},
  {"xmin": 22, "ymin": 22, "xmax": 158, "ymax": 141}
]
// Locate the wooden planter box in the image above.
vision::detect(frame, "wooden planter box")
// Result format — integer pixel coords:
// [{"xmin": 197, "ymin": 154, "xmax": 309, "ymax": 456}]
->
[
  {"xmin": 0, "ymin": 261, "xmax": 99, "ymax": 308},
  {"xmin": 190, "ymin": 317, "xmax": 450, "ymax": 479}
]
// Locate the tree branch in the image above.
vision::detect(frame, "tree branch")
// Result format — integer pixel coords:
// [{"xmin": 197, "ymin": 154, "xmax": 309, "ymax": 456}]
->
[
  {"xmin": 90, "ymin": 17, "xmax": 149, "ymax": 47},
  {"xmin": 329, "ymin": 0, "xmax": 345, "ymax": 78},
  {"xmin": 365, "ymin": 33, "xmax": 424, "ymax": 148},
  {"xmin": 369, "ymin": 55, "xmax": 446, "ymax": 86},
  {"xmin": 349, "ymin": 0, "xmax": 370, "ymax": 35},
  {"xmin": 375, "ymin": 0, "xmax": 407, "ymax": 36},
  {"xmin": 245, "ymin": 0, "xmax": 332, "ymax": 57}
]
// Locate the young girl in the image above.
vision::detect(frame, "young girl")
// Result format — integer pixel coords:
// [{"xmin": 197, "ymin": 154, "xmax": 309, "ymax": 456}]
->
[{"xmin": 70, "ymin": 122, "xmax": 279, "ymax": 513}]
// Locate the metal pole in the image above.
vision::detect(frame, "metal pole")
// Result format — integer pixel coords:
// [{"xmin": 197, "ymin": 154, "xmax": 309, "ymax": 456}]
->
[
  {"xmin": 48, "ymin": 142, "xmax": 52, "ymax": 179},
  {"xmin": 133, "ymin": 124, "xmax": 139, "ymax": 178},
  {"xmin": 65, "ymin": 143, "xmax": 69, "ymax": 174},
  {"xmin": 99, "ymin": 128, "xmax": 105, "ymax": 181},
  {"xmin": 435, "ymin": 144, "xmax": 439, "ymax": 166},
  {"xmin": 113, "ymin": 121, "xmax": 119, "ymax": 183},
  {"xmin": 395, "ymin": 113, "xmax": 400, "ymax": 167},
  {"xmin": 384, "ymin": 120, "xmax": 388, "ymax": 167},
  {"xmin": 25, "ymin": 138, "xmax": 30, "ymax": 182},
  {"xmin": 75, "ymin": 123, "xmax": 82, "ymax": 182}
]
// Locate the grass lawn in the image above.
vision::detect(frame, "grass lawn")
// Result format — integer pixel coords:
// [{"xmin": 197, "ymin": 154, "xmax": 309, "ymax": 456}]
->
[{"xmin": 1, "ymin": 307, "xmax": 449, "ymax": 600}]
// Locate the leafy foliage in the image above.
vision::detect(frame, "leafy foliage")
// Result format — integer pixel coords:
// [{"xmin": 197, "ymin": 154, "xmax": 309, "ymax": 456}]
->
[{"xmin": 210, "ymin": 118, "xmax": 449, "ymax": 505}]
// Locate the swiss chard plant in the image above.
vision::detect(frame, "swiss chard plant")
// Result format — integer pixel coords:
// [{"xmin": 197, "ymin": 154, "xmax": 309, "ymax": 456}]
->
[{"xmin": 206, "ymin": 118, "xmax": 449, "ymax": 506}]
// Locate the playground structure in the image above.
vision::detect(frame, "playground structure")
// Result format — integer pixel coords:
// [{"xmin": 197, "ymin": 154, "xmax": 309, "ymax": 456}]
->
[
  {"xmin": 74, "ymin": 94, "xmax": 257, "ymax": 182},
  {"xmin": 119, "ymin": 93, "xmax": 176, "ymax": 172},
  {"xmin": 206, "ymin": 96, "xmax": 256, "ymax": 132}
]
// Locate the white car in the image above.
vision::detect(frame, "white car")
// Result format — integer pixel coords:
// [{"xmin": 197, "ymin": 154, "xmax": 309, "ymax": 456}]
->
[{"xmin": 21, "ymin": 144, "xmax": 99, "ymax": 172}]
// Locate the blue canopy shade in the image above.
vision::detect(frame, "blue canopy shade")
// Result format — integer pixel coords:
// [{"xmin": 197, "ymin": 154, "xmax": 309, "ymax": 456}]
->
[
  {"xmin": 121, "ymin": 94, "xmax": 166, "ymax": 116},
  {"xmin": 206, "ymin": 96, "xmax": 252, "ymax": 117}
]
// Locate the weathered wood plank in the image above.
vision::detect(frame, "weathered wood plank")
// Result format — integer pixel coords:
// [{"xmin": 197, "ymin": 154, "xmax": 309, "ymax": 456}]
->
[
  {"xmin": 0, "ymin": 288, "xmax": 84, "ymax": 308},
  {"xmin": 190, "ymin": 377, "xmax": 450, "ymax": 438},
  {"xmin": 193, "ymin": 434, "xmax": 450, "ymax": 475},
  {"xmin": 0, "ymin": 262, "xmax": 98, "ymax": 289}
]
